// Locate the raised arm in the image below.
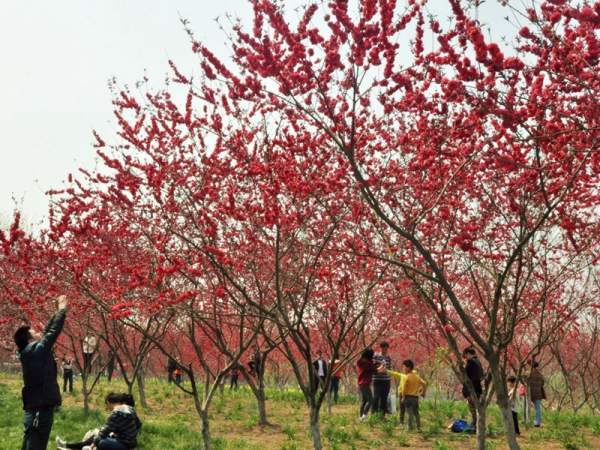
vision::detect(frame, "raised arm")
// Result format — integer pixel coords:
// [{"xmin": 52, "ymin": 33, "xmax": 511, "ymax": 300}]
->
[{"xmin": 38, "ymin": 296, "xmax": 68, "ymax": 350}]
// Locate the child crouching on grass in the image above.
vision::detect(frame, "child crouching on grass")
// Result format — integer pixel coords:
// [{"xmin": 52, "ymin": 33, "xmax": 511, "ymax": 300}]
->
[
  {"xmin": 386, "ymin": 359, "xmax": 427, "ymax": 431},
  {"xmin": 57, "ymin": 392, "xmax": 142, "ymax": 450},
  {"xmin": 507, "ymin": 376, "xmax": 521, "ymax": 436}
]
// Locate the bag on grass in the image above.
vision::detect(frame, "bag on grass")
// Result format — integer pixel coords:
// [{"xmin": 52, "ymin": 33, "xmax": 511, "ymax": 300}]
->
[{"xmin": 450, "ymin": 419, "xmax": 473, "ymax": 433}]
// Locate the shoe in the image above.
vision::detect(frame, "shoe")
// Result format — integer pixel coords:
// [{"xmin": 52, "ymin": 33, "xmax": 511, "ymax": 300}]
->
[
  {"xmin": 359, "ymin": 415, "xmax": 368, "ymax": 422},
  {"xmin": 534, "ymin": 424, "xmax": 540, "ymax": 427},
  {"xmin": 56, "ymin": 436, "xmax": 67, "ymax": 448}
]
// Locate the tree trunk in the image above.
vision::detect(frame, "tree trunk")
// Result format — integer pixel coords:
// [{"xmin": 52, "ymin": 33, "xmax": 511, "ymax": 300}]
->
[
  {"xmin": 256, "ymin": 388, "xmax": 268, "ymax": 426},
  {"xmin": 309, "ymin": 405, "xmax": 322, "ymax": 450},
  {"xmin": 247, "ymin": 369, "xmax": 269, "ymax": 426},
  {"xmin": 475, "ymin": 401, "xmax": 487, "ymax": 450},
  {"xmin": 81, "ymin": 375, "xmax": 90, "ymax": 412},
  {"xmin": 200, "ymin": 408, "xmax": 212, "ymax": 450},
  {"xmin": 136, "ymin": 372, "xmax": 148, "ymax": 408}
]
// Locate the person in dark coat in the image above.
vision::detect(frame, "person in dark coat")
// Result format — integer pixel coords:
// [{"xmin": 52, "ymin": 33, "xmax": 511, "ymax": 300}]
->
[
  {"xmin": 57, "ymin": 392, "xmax": 142, "ymax": 450},
  {"xmin": 462, "ymin": 347, "xmax": 484, "ymax": 426},
  {"xmin": 312, "ymin": 350, "xmax": 328, "ymax": 390},
  {"xmin": 527, "ymin": 361, "xmax": 546, "ymax": 427},
  {"xmin": 14, "ymin": 295, "xmax": 68, "ymax": 450}
]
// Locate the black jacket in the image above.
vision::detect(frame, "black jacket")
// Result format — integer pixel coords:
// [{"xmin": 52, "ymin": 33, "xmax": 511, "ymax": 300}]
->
[
  {"xmin": 18, "ymin": 309, "xmax": 66, "ymax": 410},
  {"xmin": 462, "ymin": 357, "xmax": 484, "ymax": 398},
  {"xmin": 312, "ymin": 358, "xmax": 328, "ymax": 378},
  {"xmin": 96, "ymin": 404, "xmax": 142, "ymax": 448}
]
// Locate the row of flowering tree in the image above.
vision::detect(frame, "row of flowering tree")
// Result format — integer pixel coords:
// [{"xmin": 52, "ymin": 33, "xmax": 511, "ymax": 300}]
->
[{"xmin": 1, "ymin": 1, "xmax": 599, "ymax": 450}]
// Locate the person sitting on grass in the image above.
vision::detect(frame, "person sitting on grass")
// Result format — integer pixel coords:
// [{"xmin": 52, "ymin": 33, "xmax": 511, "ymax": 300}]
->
[
  {"xmin": 56, "ymin": 392, "xmax": 141, "ymax": 450},
  {"xmin": 386, "ymin": 360, "xmax": 427, "ymax": 431}
]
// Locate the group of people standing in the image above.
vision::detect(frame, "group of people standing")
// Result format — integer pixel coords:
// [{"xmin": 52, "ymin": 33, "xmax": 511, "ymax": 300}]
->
[
  {"xmin": 462, "ymin": 347, "xmax": 547, "ymax": 434},
  {"xmin": 356, "ymin": 341, "xmax": 428, "ymax": 430}
]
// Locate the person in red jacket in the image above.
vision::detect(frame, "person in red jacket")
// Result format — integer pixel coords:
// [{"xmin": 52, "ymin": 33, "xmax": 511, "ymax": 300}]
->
[{"xmin": 357, "ymin": 348, "xmax": 383, "ymax": 421}]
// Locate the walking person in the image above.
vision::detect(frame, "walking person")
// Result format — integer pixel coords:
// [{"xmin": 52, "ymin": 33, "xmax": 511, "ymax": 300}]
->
[
  {"xmin": 357, "ymin": 348, "xmax": 383, "ymax": 421},
  {"xmin": 13, "ymin": 295, "xmax": 68, "ymax": 450},
  {"xmin": 462, "ymin": 347, "xmax": 484, "ymax": 427},
  {"xmin": 62, "ymin": 358, "xmax": 74, "ymax": 393},
  {"xmin": 372, "ymin": 341, "xmax": 392, "ymax": 415},
  {"xmin": 527, "ymin": 361, "xmax": 546, "ymax": 427}
]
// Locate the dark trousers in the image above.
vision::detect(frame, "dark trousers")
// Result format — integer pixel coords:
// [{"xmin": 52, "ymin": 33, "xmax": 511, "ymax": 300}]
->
[
  {"xmin": 466, "ymin": 392, "xmax": 481, "ymax": 425},
  {"xmin": 330, "ymin": 377, "xmax": 340, "ymax": 403},
  {"xmin": 21, "ymin": 407, "xmax": 54, "ymax": 450},
  {"xmin": 98, "ymin": 438, "xmax": 129, "ymax": 450},
  {"xmin": 230, "ymin": 375, "xmax": 239, "ymax": 390},
  {"xmin": 65, "ymin": 436, "xmax": 94, "ymax": 449},
  {"xmin": 404, "ymin": 395, "xmax": 421, "ymax": 430},
  {"xmin": 83, "ymin": 353, "xmax": 93, "ymax": 375},
  {"xmin": 372, "ymin": 379, "xmax": 391, "ymax": 414},
  {"xmin": 512, "ymin": 411, "xmax": 520, "ymax": 435},
  {"xmin": 399, "ymin": 397, "xmax": 406, "ymax": 423},
  {"xmin": 63, "ymin": 371, "xmax": 73, "ymax": 393},
  {"xmin": 359, "ymin": 385, "xmax": 373, "ymax": 417}
]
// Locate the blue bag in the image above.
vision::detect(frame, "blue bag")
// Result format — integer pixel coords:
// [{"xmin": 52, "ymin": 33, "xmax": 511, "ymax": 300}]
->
[{"xmin": 450, "ymin": 419, "xmax": 474, "ymax": 433}]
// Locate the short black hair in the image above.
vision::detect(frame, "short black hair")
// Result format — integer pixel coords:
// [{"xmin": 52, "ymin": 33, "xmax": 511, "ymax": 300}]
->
[
  {"xmin": 105, "ymin": 392, "xmax": 135, "ymax": 407},
  {"xmin": 507, "ymin": 376, "xmax": 517, "ymax": 383},
  {"xmin": 403, "ymin": 359, "xmax": 414, "ymax": 370},
  {"xmin": 462, "ymin": 347, "xmax": 476, "ymax": 357},
  {"xmin": 380, "ymin": 341, "xmax": 390, "ymax": 348},
  {"xmin": 361, "ymin": 348, "xmax": 375, "ymax": 360},
  {"xmin": 14, "ymin": 326, "xmax": 32, "ymax": 351}
]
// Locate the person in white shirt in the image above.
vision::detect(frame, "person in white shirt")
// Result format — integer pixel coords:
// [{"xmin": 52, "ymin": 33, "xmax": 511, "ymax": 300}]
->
[
  {"xmin": 82, "ymin": 336, "xmax": 97, "ymax": 375},
  {"xmin": 312, "ymin": 350, "xmax": 328, "ymax": 390}
]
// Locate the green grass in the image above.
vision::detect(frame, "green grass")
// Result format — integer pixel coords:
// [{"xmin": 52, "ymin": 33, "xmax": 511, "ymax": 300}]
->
[{"xmin": 2, "ymin": 374, "xmax": 600, "ymax": 450}]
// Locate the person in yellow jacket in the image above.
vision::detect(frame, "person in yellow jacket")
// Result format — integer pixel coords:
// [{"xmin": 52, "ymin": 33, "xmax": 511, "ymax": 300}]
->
[{"xmin": 387, "ymin": 360, "xmax": 427, "ymax": 431}]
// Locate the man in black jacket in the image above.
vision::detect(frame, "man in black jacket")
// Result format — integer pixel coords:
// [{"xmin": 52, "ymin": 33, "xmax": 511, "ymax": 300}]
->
[
  {"xmin": 312, "ymin": 350, "xmax": 328, "ymax": 390},
  {"xmin": 14, "ymin": 295, "xmax": 68, "ymax": 450},
  {"xmin": 462, "ymin": 347, "xmax": 484, "ymax": 426}
]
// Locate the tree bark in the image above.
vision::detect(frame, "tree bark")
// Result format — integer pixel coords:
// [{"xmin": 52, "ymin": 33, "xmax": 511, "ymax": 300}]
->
[
  {"xmin": 136, "ymin": 372, "xmax": 148, "ymax": 408},
  {"xmin": 475, "ymin": 401, "xmax": 487, "ymax": 450},
  {"xmin": 309, "ymin": 405, "xmax": 322, "ymax": 450},
  {"xmin": 256, "ymin": 388, "xmax": 268, "ymax": 426},
  {"xmin": 199, "ymin": 407, "xmax": 212, "ymax": 450}
]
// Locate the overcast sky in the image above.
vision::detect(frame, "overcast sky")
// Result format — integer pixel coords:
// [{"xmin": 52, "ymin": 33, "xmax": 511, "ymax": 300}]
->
[{"xmin": 0, "ymin": 0, "xmax": 514, "ymax": 229}]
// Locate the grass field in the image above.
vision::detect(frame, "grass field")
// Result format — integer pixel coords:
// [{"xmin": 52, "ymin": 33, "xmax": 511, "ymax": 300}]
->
[{"xmin": 1, "ymin": 374, "xmax": 599, "ymax": 450}]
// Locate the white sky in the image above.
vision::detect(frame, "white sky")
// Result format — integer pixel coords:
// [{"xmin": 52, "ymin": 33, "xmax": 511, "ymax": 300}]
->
[{"xmin": 0, "ymin": 0, "xmax": 514, "ymax": 230}]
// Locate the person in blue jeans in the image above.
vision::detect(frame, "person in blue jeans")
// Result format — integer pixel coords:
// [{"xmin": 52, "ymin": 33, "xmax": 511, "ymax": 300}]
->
[
  {"xmin": 527, "ymin": 361, "xmax": 546, "ymax": 427},
  {"xmin": 57, "ymin": 393, "xmax": 142, "ymax": 450},
  {"xmin": 14, "ymin": 295, "xmax": 68, "ymax": 450}
]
